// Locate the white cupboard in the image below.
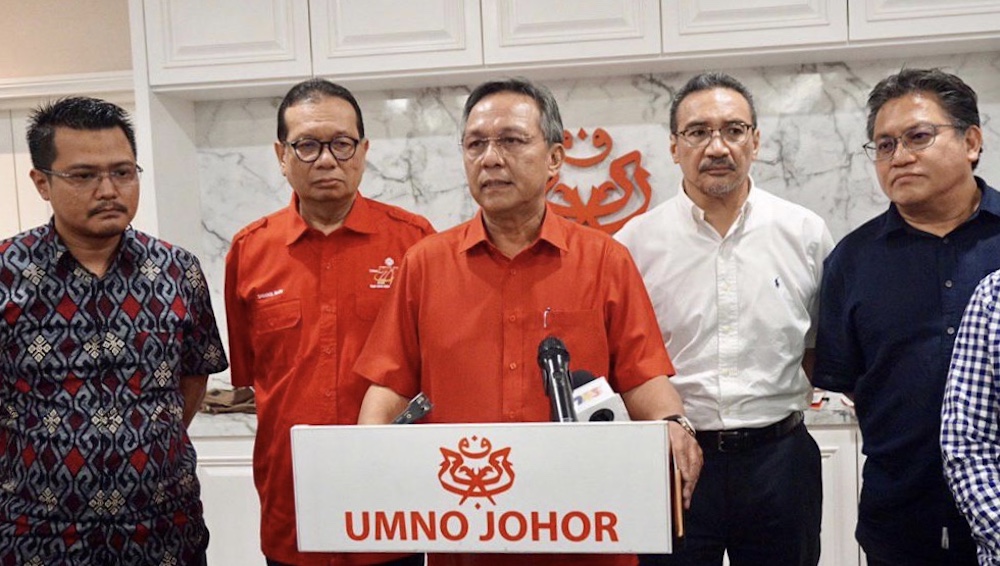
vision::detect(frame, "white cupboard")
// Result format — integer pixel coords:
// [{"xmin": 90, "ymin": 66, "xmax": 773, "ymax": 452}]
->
[
  {"xmin": 849, "ymin": 0, "xmax": 1000, "ymax": 41},
  {"xmin": 480, "ymin": 0, "xmax": 662, "ymax": 64},
  {"xmin": 142, "ymin": 0, "xmax": 312, "ymax": 86},
  {"xmin": 311, "ymin": 0, "xmax": 483, "ymax": 75},
  {"xmin": 0, "ymin": 110, "xmax": 49, "ymax": 240},
  {"xmin": 193, "ymin": 435, "xmax": 266, "ymax": 566},
  {"xmin": 662, "ymin": 0, "xmax": 848, "ymax": 53}
]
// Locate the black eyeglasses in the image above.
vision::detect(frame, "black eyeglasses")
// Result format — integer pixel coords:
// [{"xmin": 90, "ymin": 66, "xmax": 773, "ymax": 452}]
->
[
  {"xmin": 286, "ymin": 136, "xmax": 361, "ymax": 162},
  {"xmin": 863, "ymin": 123, "xmax": 959, "ymax": 161}
]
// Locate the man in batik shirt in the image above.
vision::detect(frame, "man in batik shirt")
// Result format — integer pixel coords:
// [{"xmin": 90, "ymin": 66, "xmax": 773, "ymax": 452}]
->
[{"xmin": 0, "ymin": 97, "xmax": 228, "ymax": 565}]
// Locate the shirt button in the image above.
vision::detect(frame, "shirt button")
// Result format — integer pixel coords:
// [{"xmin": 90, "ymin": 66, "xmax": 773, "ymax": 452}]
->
[
  {"xmin": 508, "ymin": 362, "xmax": 517, "ymax": 370},
  {"xmin": 947, "ymin": 327, "xmax": 956, "ymax": 335},
  {"xmin": 322, "ymin": 305, "xmax": 333, "ymax": 313},
  {"xmin": 944, "ymin": 280, "xmax": 953, "ymax": 288},
  {"xmin": 509, "ymin": 269, "xmax": 517, "ymax": 275},
  {"xmin": 324, "ymin": 263, "xmax": 332, "ymax": 270},
  {"xmin": 943, "ymin": 237, "xmax": 950, "ymax": 244},
  {"xmin": 508, "ymin": 315, "xmax": 516, "ymax": 322}
]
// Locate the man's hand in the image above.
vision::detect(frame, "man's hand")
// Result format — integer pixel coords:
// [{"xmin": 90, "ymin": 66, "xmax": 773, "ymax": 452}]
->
[{"xmin": 667, "ymin": 421, "xmax": 703, "ymax": 509}]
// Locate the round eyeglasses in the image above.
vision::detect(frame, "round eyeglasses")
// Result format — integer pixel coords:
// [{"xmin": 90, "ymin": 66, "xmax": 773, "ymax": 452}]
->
[
  {"xmin": 286, "ymin": 136, "xmax": 361, "ymax": 162},
  {"xmin": 674, "ymin": 122, "xmax": 754, "ymax": 148},
  {"xmin": 863, "ymin": 123, "xmax": 958, "ymax": 161}
]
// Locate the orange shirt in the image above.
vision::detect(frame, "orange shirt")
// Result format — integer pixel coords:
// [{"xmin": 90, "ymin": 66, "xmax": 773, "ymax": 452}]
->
[
  {"xmin": 354, "ymin": 206, "xmax": 672, "ymax": 566},
  {"xmin": 225, "ymin": 194, "xmax": 433, "ymax": 566}
]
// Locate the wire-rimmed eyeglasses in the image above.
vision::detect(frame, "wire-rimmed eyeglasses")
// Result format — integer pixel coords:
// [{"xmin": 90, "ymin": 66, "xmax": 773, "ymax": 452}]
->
[
  {"xmin": 39, "ymin": 164, "xmax": 143, "ymax": 190},
  {"xmin": 674, "ymin": 122, "xmax": 754, "ymax": 148},
  {"xmin": 863, "ymin": 123, "xmax": 959, "ymax": 161}
]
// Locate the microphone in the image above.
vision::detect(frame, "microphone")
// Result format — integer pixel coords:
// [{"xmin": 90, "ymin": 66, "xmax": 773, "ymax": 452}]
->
[
  {"xmin": 537, "ymin": 336, "xmax": 578, "ymax": 422},
  {"xmin": 391, "ymin": 392, "xmax": 433, "ymax": 424},
  {"xmin": 571, "ymin": 371, "xmax": 631, "ymax": 422}
]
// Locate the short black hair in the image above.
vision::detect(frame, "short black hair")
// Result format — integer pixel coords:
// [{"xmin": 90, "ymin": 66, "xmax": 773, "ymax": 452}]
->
[
  {"xmin": 27, "ymin": 97, "xmax": 136, "ymax": 171},
  {"xmin": 866, "ymin": 68, "xmax": 981, "ymax": 169},
  {"xmin": 670, "ymin": 72, "xmax": 757, "ymax": 134},
  {"xmin": 462, "ymin": 77, "xmax": 564, "ymax": 146},
  {"xmin": 277, "ymin": 78, "xmax": 365, "ymax": 142}
]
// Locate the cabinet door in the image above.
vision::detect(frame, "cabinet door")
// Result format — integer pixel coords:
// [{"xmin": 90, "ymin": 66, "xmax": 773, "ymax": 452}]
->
[
  {"xmin": 143, "ymin": 0, "xmax": 312, "ymax": 85},
  {"xmin": 0, "ymin": 112, "xmax": 19, "ymax": 239},
  {"xmin": 482, "ymin": 0, "xmax": 661, "ymax": 64},
  {"xmin": 662, "ymin": 0, "xmax": 848, "ymax": 53},
  {"xmin": 849, "ymin": 0, "xmax": 1000, "ymax": 41},
  {"xmin": 311, "ymin": 0, "xmax": 482, "ymax": 75},
  {"xmin": 810, "ymin": 427, "xmax": 862, "ymax": 566},
  {"xmin": 10, "ymin": 111, "xmax": 50, "ymax": 232},
  {"xmin": 193, "ymin": 436, "xmax": 266, "ymax": 566}
]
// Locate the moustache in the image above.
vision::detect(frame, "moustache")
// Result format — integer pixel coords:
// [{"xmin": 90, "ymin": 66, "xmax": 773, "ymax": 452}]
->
[
  {"xmin": 699, "ymin": 158, "xmax": 736, "ymax": 172},
  {"xmin": 88, "ymin": 203, "xmax": 128, "ymax": 217}
]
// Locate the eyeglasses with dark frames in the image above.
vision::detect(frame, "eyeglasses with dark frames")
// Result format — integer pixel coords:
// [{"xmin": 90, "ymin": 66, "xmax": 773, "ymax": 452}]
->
[{"xmin": 286, "ymin": 136, "xmax": 361, "ymax": 163}]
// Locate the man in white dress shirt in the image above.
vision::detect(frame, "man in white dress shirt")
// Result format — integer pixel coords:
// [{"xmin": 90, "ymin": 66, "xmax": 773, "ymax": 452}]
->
[{"xmin": 616, "ymin": 72, "xmax": 834, "ymax": 566}]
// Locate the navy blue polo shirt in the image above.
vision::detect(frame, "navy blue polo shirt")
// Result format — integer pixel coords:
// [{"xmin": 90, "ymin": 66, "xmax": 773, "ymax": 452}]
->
[{"xmin": 815, "ymin": 177, "xmax": 1000, "ymax": 561}]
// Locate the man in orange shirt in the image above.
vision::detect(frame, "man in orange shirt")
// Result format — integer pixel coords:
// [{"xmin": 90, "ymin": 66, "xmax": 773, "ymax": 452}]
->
[
  {"xmin": 355, "ymin": 77, "xmax": 702, "ymax": 566},
  {"xmin": 224, "ymin": 79, "xmax": 433, "ymax": 566}
]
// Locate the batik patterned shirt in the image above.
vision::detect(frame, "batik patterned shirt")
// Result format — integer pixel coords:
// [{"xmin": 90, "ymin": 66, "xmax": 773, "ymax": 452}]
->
[{"xmin": 0, "ymin": 222, "xmax": 228, "ymax": 565}]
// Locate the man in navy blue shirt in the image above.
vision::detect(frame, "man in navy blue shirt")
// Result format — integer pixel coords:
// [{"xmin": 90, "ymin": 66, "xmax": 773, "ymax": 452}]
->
[{"xmin": 815, "ymin": 68, "xmax": 996, "ymax": 565}]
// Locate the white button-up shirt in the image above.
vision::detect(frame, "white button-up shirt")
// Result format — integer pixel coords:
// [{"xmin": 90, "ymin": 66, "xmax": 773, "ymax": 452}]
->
[{"xmin": 616, "ymin": 182, "xmax": 834, "ymax": 429}]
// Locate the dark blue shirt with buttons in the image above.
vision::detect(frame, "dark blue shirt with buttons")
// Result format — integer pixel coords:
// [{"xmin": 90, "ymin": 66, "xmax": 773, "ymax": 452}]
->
[{"xmin": 815, "ymin": 176, "xmax": 1000, "ymax": 561}]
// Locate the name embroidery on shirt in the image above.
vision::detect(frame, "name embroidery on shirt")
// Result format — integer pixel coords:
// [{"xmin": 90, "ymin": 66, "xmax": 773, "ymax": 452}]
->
[
  {"xmin": 369, "ymin": 257, "xmax": 398, "ymax": 289},
  {"xmin": 256, "ymin": 289, "xmax": 285, "ymax": 300}
]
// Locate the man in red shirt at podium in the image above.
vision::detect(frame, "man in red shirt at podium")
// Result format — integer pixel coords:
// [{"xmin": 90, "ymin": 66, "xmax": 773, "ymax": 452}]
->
[{"xmin": 355, "ymin": 77, "xmax": 702, "ymax": 566}]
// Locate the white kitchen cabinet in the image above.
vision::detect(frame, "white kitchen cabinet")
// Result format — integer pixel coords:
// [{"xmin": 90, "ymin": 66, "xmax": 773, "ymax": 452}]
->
[
  {"xmin": 662, "ymin": 0, "xmax": 848, "ymax": 54},
  {"xmin": 810, "ymin": 426, "xmax": 863, "ymax": 566},
  {"xmin": 0, "ymin": 110, "xmax": 50, "ymax": 240},
  {"xmin": 311, "ymin": 0, "xmax": 483, "ymax": 75},
  {"xmin": 481, "ymin": 0, "xmax": 661, "ymax": 64},
  {"xmin": 0, "ymin": 112, "xmax": 19, "ymax": 240},
  {"xmin": 192, "ymin": 435, "xmax": 266, "ymax": 566},
  {"xmin": 142, "ymin": 0, "xmax": 312, "ymax": 86},
  {"xmin": 849, "ymin": 0, "xmax": 1000, "ymax": 41}
]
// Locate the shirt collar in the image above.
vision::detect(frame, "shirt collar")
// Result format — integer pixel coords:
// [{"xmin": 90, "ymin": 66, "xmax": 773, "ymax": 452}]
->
[
  {"xmin": 877, "ymin": 176, "xmax": 999, "ymax": 238},
  {"xmin": 678, "ymin": 177, "xmax": 756, "ymax": 226},
  {"xmin": 41, "ymin": 218, "xmax": 138, "ymax": 270},
  {"xmin": 283, "ymin": 191, "xmax": 375, "ymax": 246},
  {"xmin": 458, "ymin": 204, "xmax": 569, "ymax": 254}
]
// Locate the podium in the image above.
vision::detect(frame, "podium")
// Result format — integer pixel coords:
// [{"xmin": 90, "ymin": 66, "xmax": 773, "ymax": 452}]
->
[{"xmin": 290, "ymin": 421, "xmax": 674, "ymax": 554}]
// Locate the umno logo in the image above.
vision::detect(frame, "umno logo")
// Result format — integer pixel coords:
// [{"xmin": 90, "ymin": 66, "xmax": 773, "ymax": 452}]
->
[
  {"xmin": 547, "ymin": 127, "xmax": 653, "ymax": 234},
  {"xmin": 438, "ymin": 436, "xmax": 515, "ymax": 506}
]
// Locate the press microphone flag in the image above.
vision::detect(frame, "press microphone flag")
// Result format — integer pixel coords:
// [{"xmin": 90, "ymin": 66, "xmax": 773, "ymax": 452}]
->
[{"xmin": 571, "ymin": 371, "xmax": 631, "ymax": 422}]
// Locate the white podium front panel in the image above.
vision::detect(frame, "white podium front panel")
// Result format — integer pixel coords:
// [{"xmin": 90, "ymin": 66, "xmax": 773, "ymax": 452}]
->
[{"xmin": 290, "ymin": 422, "xmax": 672, "ymax": 553}]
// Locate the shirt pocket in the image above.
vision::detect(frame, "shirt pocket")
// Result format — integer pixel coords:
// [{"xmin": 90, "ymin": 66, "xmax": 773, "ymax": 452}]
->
[
  {"xmin": 251, "ymin": 299, "xmax": 302, "ymax": 372},
  {"xmin": 532, "ymin": 308, "xmax": 610, "ymax": 380}
]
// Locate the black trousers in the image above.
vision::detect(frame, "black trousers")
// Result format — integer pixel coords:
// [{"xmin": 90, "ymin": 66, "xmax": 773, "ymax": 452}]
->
[
  {"xmin": 267, "ymin": 555, "xmax": 425, "ymax": 566},
  {"xmin": 640, "ymin": 423, "xmax": 822, "ymax": 566}
]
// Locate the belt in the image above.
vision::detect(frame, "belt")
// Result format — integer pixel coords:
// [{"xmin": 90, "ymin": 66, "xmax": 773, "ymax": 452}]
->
[{"xmin": 696, "ymin": 411, "xmax": 804, "ymax": 452}]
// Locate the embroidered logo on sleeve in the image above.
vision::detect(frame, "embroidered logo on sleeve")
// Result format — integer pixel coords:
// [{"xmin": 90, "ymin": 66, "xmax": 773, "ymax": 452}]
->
[{"xmin": 369, "ymin": 257, "xmax": 398, "ymax": 289}]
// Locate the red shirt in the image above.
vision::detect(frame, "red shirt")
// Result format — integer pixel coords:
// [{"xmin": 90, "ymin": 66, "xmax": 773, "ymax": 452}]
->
[
  {"xmin": 355, "ymin": 207, "xmax": 672, "ymax": 566},
  {"xmin": 225, "ymin": 194, "xmax": 433, "ymax": 565}
]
